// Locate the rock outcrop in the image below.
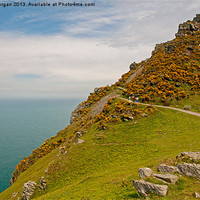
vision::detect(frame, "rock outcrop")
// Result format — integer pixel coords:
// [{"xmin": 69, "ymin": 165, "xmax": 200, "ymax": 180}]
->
[
  {"xmin": 177, "ymin": 163, "xmax": 200, "ymax": 179},
  {"xmin": 153, "ymin": 173, "xmax": 179, "ymax": 184},
  {"xmin": 22, "ymin": 181, "xmax": 37, "ymax": 200},
  {"xmin": 70, "ymin": 101, "xmax": 88, "ymax": 124},
  {"xmin": 175, "ymin": 14, "xmax": 200, "ymax": 37},
  {"xmin": 157, "ymin": 164, "xmax": 179, "ymax": 173},
  {"xmin": 138, "ymin": 167, "xmax": 153, "ymax": 178},
  {"xmin": 180, "ymin": 152, "xmax": 200, "ymax": 161},
  {"xmin": 133, "ymin": 180, "xmax": 168, "ymax": 197}
]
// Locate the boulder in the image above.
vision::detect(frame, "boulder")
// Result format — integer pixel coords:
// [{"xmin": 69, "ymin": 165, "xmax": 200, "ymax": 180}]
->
[
  {"xmin": 180, "ymin": 152, "xmax": 200, "ymax": 161},
  {"xmin": 76, "ymin": 132, "xmax": 83, "ymax": 138},
  {"xmin": 138, "ymin": 167, "xmax": 153, "ymax": 178},
  {"xmin": 130, "ymin": 62, "xmax": 137, "ymax": 70},
  {"xmin": 133, "ymin": 180, "xmax": 168, "ymax": 197},
  {"xmin": 157, "ymin": 164, "xmax": 179, "ymax": 173},
  {"xmin": 22, "ymin": 181, "xmax": 37, "ymax": 200},
  {"xmin": 59, "ymin": 147, "xmax": 65, "ymax": 154},
  {"xmin": 141, "ymin": 113, "xmax": 148, "ymax": 117},
  {"xmin": 153, "ymin": 173, "xmax": 179, "ymax": 184},
  {"xmin": 184, "ymin": 105, "xmax": 191, "ymax": 110},
  {"xmin": 40, "ymin": 177, "xmax": 47, "ymax": 190},
  {"xmin": 194, "ymin": 192, "xmax": 200, "ymax": 198},
  {"xmin": 177, "ymin": 163, "xmax": 200, "ymax": 179},
  {"xmin": 194, "ymin": 14, "xmax": 200, "ymax": 23},
  {"xmin": 77, "ymin": 139, "xmax": 85, "ymax": 144}
]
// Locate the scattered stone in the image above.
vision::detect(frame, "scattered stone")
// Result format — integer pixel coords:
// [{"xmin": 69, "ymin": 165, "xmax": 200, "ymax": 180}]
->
[
  {"xmin": 40, "ymin": 177, "xmax": 47, "ymax": 190},
  {"xmin": 142, "ymin": 113, "xmax": 148, "ymax": 117},
  {"xmin": 157, "ymin": 164, "xmax": 179, "ymax": 173},
  {"xmin": 175, "ymin": 82, "xmax": 181, "ymax": 87},
  {"xmin": 180, "ymin": 152, "xmax": 200, "ymax": 161},
  {"xmin": 153, "ymin": 173, "xmax": 179, "ymax": 184},
  {"xmin": 122, "ymin": 115, "xmax": 134, "ymax": 121},
  {"xmin": 138, "ymin": 167, "xmax": 153, "ymax": 178},
  {"xmin": 194, "ymin": 192, "xmax": 200, "ymax": 198},
  {"xmin": 133, "ymin": 179, "xmax": 168, "ymax": 197},
  {"xmin": 59, "ymin": 147, "xmax": 65, "ymax": 154},
  {"xmin": 12, "ymin": 192, "xmax": 18, "ymax": 197},
  {"xmin": 76, "ymin": 132, "xmax": 83, "ymax": 138},
  {"xmin": 184, "ymin": 105, "xmax": 191, "ymax": 110},
  {"xmin": 177, "ymin": 163, "xmax": 200, "ymax": 179},
  {"xmin": 77, "ymin": 139, "xmax": 85, "ymax": 144},
  {"xmin": 45, "ymin": 167, "xmax": 49, "ymax": 173},
  {"xmin": 22, "ymin": 181, "xmax": 37, "ymax": 200}
]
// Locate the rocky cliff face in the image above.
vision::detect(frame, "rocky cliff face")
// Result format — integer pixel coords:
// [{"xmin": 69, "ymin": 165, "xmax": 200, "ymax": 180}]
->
[{"xmin": 175, "ymin": 14, "xmax": 200, "ymax": 37}]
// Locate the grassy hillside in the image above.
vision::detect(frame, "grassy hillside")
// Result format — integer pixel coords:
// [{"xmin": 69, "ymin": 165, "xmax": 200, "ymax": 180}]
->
[
  {"xmin": 1, "ymin": 106, "xmax": 200, "ymax": 199},
  {"xmin": 1, "ymin": 15, "xmax": 200, "ymax": 200}
]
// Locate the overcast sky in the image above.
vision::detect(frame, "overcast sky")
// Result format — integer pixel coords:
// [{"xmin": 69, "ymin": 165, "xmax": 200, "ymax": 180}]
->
[{"xmin": 0, "ymin": 0, "xmax": 200, "ymax": 99}]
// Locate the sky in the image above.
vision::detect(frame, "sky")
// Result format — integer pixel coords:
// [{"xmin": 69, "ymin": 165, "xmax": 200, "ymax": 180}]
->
[{"xmin": 0, "ymin": 0, "xmax": 200, "ymax": 99}]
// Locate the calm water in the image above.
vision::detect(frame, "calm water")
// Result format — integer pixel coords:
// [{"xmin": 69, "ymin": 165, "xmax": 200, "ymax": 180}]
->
[{"xmin": 0, "ymin": 99, "xmax": 82, "ymax": 193}]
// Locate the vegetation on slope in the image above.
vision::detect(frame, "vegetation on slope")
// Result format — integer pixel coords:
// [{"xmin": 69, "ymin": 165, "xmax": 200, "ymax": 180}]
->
[{"xmin": 1, "ymin": 15, "xmax": 200, "ymax": 200}]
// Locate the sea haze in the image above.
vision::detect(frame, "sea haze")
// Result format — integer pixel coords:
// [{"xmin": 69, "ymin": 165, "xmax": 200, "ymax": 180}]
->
[{"xmin": 0, "ymin": 98, "xmax": 82, "ymax": 193}]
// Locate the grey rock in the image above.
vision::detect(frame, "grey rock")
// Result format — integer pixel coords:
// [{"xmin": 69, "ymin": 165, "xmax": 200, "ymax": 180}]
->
[
  {"xmin": 175, "ymin": 82, "xmax": 181, "ymax": 87},
  {"xmin": 22, "ymin": 181, "xmax": 37, "ymax": 200},
  {"xmin": 123, "ymin": 115, "xmax": 134, "ymax": 121},
  {"xmin": 142, "ymin": 113, "xmax": 148, "ymax": 117},
  {"xmin": 138, "ymin": 168, "xmax": 153, "ymax": 178},
  {"xmin": 77, "ymin": 139, "xmax": 85, "ymax": 144},
  {"xmin": 181, "ymin": 152, "xmax": 200, "ymax": 161},
  {"xmin": 194, "ymin": 192, "xmax": 200, "ymax": 198},
  {"xmin": 133, "ymin": 180, "xmax": 168, "ymax": 197},
  {"xmin": 130, "ymin": 62, "xmax": 137, "ymax": 70},
  {"xmin": 194, "ymin": 14, "xmax": 200, "ymax": 23},
  {"xmin": 59, "ymin": 147, "xmax": 65, "ymax": 154},
  {"xmin": 76, "ymin": 132, "xmax": 83, "ymax": 138},
  {"xmin": 175, "ymin": 20, "xmax": 199, "ymax": 37},
  {"xmin": 157, "ymin": 164, "xmax": 179, "ymax": 173},
  {"xmin": 177, "ymin": 163, "xmax": 200, "ymax": 179},
  {"xmin": 40, "ymin": 177, "xmax": 46, "ymax": 190},
  {"xmin": 94, "ymin": 87, "xmax": 101, "ymax": 93},
  {"xmin": 184, "ymin": 105, "xmax": 191, "ymax": 110},
  {"xmin": 153, "ymin": 173, "xmax": 179, "ymax": 184},
  {"xmin": 12, "ymin": 192, "xmax": 18, "ymax": 197}
]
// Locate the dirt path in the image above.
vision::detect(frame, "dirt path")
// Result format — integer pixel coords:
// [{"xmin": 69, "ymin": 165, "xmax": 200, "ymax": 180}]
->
[
  {"xmin": 125, "ymin": 66, "xmax": 144, "ymax": 84},
  {"xmin": 120, "ymin": 98, "xmax": 200, "ymax": 118},
  {"xmin": 90, "ymin": 92, "xmax": 120, "ymax": 116}
]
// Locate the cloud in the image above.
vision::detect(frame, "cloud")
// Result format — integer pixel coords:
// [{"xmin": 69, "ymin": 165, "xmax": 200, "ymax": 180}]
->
[
  {"xmin": 0, "ymin": 34, "xmax": 152, "ymax": 99},
  {"xmin": 1, "ymin": 0, "xmax": 200, "ymax": 99}
]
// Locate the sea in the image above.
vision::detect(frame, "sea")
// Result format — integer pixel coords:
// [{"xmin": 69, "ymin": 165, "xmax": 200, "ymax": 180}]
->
[{"xmin": 0, "ymin": 98, "xmax": 82, "ymax": 193}]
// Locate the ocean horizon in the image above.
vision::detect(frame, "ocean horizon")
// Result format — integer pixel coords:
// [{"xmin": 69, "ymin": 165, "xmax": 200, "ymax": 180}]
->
[{"xmin": 0, "ymin": 98, "xmax": 83, "ymax": 193}]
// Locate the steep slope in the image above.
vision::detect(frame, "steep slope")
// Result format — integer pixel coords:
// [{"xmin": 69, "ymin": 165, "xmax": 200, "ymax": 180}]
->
[{"xmin": 0, "ymin": 14, "xmax": 200, "ymax": 200}]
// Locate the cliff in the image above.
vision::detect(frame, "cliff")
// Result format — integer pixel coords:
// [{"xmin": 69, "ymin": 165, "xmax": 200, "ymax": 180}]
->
[{"xmin": 1, "ymin": 14, "xmax": 200, "ymax": 200}]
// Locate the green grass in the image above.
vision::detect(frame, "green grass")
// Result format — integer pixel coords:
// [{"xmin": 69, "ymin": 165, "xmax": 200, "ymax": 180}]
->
[{"xmin": 1, "ymin": 106, "xmax": 199, "ymax": 200}]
